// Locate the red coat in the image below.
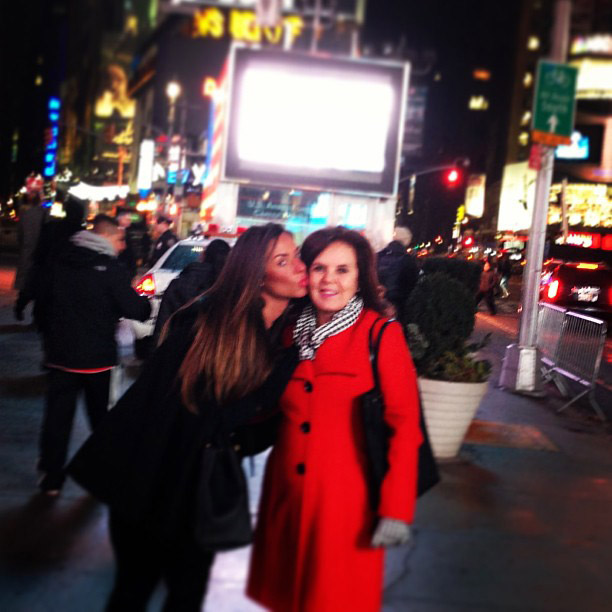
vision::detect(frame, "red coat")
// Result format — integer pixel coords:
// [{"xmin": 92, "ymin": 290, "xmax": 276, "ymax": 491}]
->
[{"xmin": 247, "ymin": 309, "xmax": 422, "ymax": 612}]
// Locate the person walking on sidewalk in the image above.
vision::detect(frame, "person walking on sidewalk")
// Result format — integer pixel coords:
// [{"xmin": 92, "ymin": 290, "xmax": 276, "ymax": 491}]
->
[
  {"xmin": 247, "ymin": 227, "xmax": 422, "ymax": 612},
  {"xmin": 476, "ymin": 258, "xmax": 499, "ymax": 315},
  {"xmin": 68, "ymin": 224, "xmax": 308, "ymax": 612},
  {"xmin": 38, "ymin": 215, "xmax": 150, "ymax": 495}
]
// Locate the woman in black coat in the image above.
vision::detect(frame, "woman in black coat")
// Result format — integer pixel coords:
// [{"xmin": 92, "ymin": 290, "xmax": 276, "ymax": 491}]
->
[{"xmin": 68, "ymin": 223, "xmax": 307, "ymax": 612}]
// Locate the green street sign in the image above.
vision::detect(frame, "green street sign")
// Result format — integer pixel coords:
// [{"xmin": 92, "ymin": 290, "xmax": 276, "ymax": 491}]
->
[{"xmin": 531, "ymin": 60, "xmax": 578, "ymax": 146}]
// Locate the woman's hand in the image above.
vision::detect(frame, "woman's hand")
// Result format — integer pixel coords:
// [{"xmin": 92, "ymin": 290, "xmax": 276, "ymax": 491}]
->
[{"xmin": 371, "ymin": 518, "xmax": 412, "ymax": 548}]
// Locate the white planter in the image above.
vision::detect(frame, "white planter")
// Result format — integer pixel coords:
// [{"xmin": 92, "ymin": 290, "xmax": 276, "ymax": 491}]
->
[{"xmin": 418, "ymin": 377, "xmax": 489, "ymax": 459}]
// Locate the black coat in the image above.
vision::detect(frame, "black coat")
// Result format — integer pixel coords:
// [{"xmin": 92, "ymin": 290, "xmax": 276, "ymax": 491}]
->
[
  {"xmin": 153, "ymin": 261, "xmax": 216, "ymax": 341},
  {"xmin": 149, "ymin": 229, "xmax": 178, "ymax": 267},
  {"xmin": 44, "ymin": 242, "xmax": 151, "ymax": 369},
  {"xmin": 67, "ymin": 302, "xmax": 298, "ymax": 545}
]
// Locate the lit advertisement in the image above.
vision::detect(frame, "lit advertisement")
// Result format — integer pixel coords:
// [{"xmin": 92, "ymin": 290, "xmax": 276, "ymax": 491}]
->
[
  {"xmin": 497, "ymin": 162, "xmax": 537, "ymax": 232},
  {"xmin": 569, "ymin": 58, "xmax": 612, "ymax": 100},
  {"xmin": 464, "ymin": 174, "xmax": 485, "ymax": 218},
  {"xmin": 223, "ymin": 47, "xmax": 409, "ymax": 197},
  {"xmin": 554, "ymin": 124, "xmax": 603, "ymax": 164}
]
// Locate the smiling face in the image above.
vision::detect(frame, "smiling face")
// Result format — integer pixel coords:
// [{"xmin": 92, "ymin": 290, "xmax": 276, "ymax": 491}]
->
[
  {"xmin": 308, "ymin": 241, "xmax": 359, "ymax": 325},
  {"xmin": 261, "ymin": 232, "xmax": 308, "ymax": 303}
]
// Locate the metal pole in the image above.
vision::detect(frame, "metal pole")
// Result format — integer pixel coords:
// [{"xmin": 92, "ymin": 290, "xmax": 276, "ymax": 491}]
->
[
  {"xmin": 501, "ymin": 0, "xmax": 572, "ymax": 394},
  {"xmin": 310, "ymin": 0, "xmax": 322, "ymax": 53}
]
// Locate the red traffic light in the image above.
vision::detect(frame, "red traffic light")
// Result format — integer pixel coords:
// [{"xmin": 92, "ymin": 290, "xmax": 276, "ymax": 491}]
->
[
  {"xmin": 462, "ymin": 236, "xmax": 474, "ymax": 248},
  {"xmin": 445, "ymin": 168, "xmax": 461, "ymax": 186}
]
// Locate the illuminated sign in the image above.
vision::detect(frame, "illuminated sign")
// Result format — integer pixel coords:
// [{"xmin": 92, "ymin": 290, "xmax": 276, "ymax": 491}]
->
[
  {"xmin": 565, "ymin": 232, "xmax": 601, "ymax": 249},
  {"xmin": 570, "ymin": 58, "xmax": 612, "ymax": 100},
  {"xmin": 570, "ymin": 34, "xmax": 612, "ymax": 56},
  {"xmin": 193, "ymin": 8, "xmax": 303, "ymax": 43},
  {"xmin": 555, "ymin": 130, "xmax": 589, "ymax": 160},
  {"xmin": 497, "ymin": 162, "xmax": 537, "ymax": 232},
  {"xmin": 464, "ymin": 174, "xmax": 485, "ymax": 218},
  {"xmin": 223, "ymin": 47, "xmax": 409, "ymax": 197},
  {"xmin": 136, "ymin": 139, "xmax": 155, "ymax": 191},
  {"xmin": 43, "ymin": 97, "xmax": 61, "ymax": 178}
]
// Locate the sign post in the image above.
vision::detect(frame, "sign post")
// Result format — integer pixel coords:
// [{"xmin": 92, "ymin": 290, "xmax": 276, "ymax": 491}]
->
[{"xmin": 500, "ymin": 0, "xmax": 576, "ymax": 395}]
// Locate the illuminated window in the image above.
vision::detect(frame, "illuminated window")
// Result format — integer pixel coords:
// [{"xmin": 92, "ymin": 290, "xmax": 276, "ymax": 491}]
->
[
  {"xmin": 527, "ymin": 36, "xmax": 540, "ymax": 51},
  {"xmin": 35, "ymin": 75, "xmax": 43, "ymax": 86},
  {"xmin": 518, "ymin": 131, "xmax": 530, "ymax": 146},
  {"xmin": 523, "ymin": 72, "xmax": 533, "ymax": 87},
  {"xmin": 468, "ymin": 95, "xmax": 489, "ymax": 110},
  {"xmin": 433, "ymin": 72, "xmax": 442, "ymax": 82},
  {"xmin": 520, "ymin": 110, "xmax": 532, "ymax": 126},
  {"xmin": 473, "ymin": 68, "xmax": 491, "ymax": 81}
]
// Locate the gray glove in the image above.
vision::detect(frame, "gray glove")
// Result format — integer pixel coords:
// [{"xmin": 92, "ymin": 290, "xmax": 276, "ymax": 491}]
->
[{"xmin": 371, "ymin": 518, "xmax": 412, "ymax": 548}]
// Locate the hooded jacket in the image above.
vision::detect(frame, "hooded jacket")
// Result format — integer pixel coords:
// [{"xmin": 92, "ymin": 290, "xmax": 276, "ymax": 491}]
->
[{"xmin": 44, "ymin": 230, "xmax": 151, "ymax": 369}]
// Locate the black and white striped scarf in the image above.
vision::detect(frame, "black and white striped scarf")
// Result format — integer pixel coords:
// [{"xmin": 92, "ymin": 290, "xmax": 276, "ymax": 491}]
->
[{"xmin": 293, "ymin": 296, "xmax": 364, "ymax": 361}]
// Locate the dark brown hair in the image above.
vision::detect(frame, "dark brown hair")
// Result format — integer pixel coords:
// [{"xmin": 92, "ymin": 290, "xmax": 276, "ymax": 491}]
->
[
  {"xmin": 300, "ymin": 226, "xmax": 386, "ymax": 315},
  {"xmin": 179, "ymin": 223, "xmax": 288, "ymax": 411}
]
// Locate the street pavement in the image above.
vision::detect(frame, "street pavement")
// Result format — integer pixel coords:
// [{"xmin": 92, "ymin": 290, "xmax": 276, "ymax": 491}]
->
[{"xmin": 1, "ymin": 253, "xmax": 612, "ymax": 611}]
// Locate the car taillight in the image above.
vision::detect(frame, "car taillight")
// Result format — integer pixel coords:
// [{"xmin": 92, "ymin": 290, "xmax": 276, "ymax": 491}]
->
[
  {"xmin": 135, "ymin": 273, "xmax": 156, "ymax": 296},
  {"xmin": 547, "ymin": 279, "xmax": 560, "ymax": 300}
]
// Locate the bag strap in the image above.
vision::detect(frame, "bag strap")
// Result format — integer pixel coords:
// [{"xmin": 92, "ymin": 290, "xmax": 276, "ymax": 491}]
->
[{"xmin": 368, "ymin": 317, "xmax": 396, "ymax": 390}]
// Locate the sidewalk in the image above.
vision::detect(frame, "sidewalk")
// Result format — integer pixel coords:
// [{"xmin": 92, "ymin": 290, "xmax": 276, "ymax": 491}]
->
[{"xmin": 1, "ymin": 269, "xmax": 612, "ymax": 610}]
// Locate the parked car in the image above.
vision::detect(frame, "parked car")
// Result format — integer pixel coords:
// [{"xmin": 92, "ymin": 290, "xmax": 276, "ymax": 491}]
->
[
  {"xmin": 129, "ymin": 235, "xmax": 233, "ymax": 356},
  {"xmin": 540, "ymin": 259, "xmax": 612, "ymax": 324}
]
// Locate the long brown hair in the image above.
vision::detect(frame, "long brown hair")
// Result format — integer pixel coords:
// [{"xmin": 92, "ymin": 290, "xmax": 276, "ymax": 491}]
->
[
  {"xmin": 300, "ymin": 227, "xmax": 386, "ymax": 315},
  {"xmin": 179, "ymin": 223, "xmax": 287, "ymax": 411}
]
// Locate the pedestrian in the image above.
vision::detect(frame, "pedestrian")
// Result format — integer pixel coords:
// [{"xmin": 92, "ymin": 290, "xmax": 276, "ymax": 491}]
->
[
  {"xmin": 148, "ymin": 214, "xmax": 178, "ymax": 267},
  {"xmin": 37, "ymin": 214, "xmax": 151, "ymax": 495},
  {"xmin": 153, "ymin": 238, "xmax": 231, "ymax": 342},
  {"xmin": 116, "ymin": 210, "xmax": 138, "ymax": 280},
  {"xmin": 14, "ymin": 194, "xmax": 85, "ymax": 327},
  {"xmin": 498, "ymin": 253, "xmax": 513, "ymax": 299},
  {"xmin": 13, "ymin": 193, "xmax": 46, "ymax": 292},
  {"xmin": 476, "ymin": 258, "xmax": 498, "ymax": 315},
  {"xmin": 67, "ymin": 223, "xmax": 308, "ymax": 612},
  {"xmin": 376, "ymin": 225, "xmax": 420, "ymax": 321},
  {"xmin": 247, "ymin": 227, "xmax": 422, "ymax": 612}
]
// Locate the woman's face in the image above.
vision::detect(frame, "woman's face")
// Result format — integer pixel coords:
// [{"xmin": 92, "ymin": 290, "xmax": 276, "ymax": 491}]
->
[
  {"xmin": 308, "ymin": 241, "xmax": 359, "ymax": 324},
  {"xmin": 262, "ymin": 233, "xmax": 307, "ymax": 301}
]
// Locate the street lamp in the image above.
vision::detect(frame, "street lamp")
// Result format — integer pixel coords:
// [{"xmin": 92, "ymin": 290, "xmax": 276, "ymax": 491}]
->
[{"xmin": 164, "ymin": 81, "xmax": 182, "ymax": 203}]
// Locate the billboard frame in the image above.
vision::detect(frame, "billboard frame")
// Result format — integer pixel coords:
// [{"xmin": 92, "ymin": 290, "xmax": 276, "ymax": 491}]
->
[{"xmin": 221, "ymin": 45, "xmax": 409, "ymax": 198}]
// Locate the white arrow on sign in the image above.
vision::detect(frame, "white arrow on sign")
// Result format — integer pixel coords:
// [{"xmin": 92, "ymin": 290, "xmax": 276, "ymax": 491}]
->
[{"xmin": 547, "ymin": 114, "xmax": 559, "ymax": 133}]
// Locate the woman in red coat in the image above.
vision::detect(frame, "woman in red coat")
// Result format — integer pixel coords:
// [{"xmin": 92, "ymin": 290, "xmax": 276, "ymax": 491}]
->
[{"xmin": 247, "ymin": 227, "xmax": 422, "ymax": 612}]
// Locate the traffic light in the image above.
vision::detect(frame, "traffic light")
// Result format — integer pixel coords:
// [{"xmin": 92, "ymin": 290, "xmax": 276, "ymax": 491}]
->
[
  {"xmin": 462, "ymin": 235, "xmax": 474, "ymax": 248},
  {"xmin": 444, "ymin": 168, "xmax": 461, "ymax": 187}
]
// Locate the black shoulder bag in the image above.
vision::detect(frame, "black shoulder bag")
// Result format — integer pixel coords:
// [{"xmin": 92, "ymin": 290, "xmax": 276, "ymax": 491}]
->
[
  {"xmin": 194, "ymin": 436, "xmax": 253, "ymax": 551},
  {"xmin": 360, "ymin": 318, "xmax": 440, "ymax": 512}
]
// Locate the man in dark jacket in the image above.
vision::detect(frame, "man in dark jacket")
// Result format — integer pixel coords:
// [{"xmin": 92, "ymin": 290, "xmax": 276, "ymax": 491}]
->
[
  {"xmin": 148, "ymin": 215, "xmax": 178, "ymax": 267},
  {"xmin": 38, "ymin": 215, "xmax": 151, "ymax": 495},
  {"xmin": 376, "ymin": 225, "xmax": 420, "ymax": 321}
]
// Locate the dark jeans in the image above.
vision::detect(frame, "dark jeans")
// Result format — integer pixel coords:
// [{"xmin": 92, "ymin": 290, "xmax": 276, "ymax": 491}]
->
[
  {"xmin": 106, "ymin": 511, "xmax": 215, "ymax": 612},
  {"xmin": 476, "ymin": 289, "xmax": 497, "ymax": 315},
  {"xmin": 39, "ymin": 368, "xmax": 111, "ymax": 485}
]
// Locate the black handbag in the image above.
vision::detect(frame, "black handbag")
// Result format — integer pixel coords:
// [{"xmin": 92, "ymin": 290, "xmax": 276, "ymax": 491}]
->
[
  {"xmin": 360, "ymin": 318, "xmax": 440, "ymax": 512},
  {"xmin": 194, "ymin": 440, "xmax": 253, "ymax": 551}
]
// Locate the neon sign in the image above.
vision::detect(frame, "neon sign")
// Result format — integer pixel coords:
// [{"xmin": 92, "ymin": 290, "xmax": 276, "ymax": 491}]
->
[
  {"xmin": 193, "ymin": 8, "xmax": 303, "ymax": 44},
  {"xmin": 43, "ymin": 97, "xmax": 60, "ymax": 178}
]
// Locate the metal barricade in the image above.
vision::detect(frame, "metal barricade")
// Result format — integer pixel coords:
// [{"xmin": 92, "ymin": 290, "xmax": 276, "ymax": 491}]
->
[
  {"xmin": 536, "ymin": 303, "xmax": 567, "ymax": 377},
  {"xmin": 537, "ymin": 304, "xmax": 607, "ymax": 420}
]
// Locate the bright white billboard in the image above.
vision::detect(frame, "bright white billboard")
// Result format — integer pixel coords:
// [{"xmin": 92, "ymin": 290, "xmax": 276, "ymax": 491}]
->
[
  {"xmin": 223, "ymin": 47, "xmax": 409, "ymax": 197},
  {"xmin": 497, "ymin": 162, "xmax": 537, "ymax": 232}
]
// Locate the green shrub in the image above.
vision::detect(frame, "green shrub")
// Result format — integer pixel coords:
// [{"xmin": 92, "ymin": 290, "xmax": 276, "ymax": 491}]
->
[
  {"xmin": 404, "ymin": 272, "xmax": 491, "ymax": 383},
  {"xmin": 421, "ymin": 257, "xmax": 482, "ymax": 294}
]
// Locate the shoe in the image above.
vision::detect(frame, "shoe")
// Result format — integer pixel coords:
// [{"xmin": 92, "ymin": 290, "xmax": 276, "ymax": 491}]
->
[{"xmin": 38, "ymin": 472, "xmax": 63, "ymax": 496}]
